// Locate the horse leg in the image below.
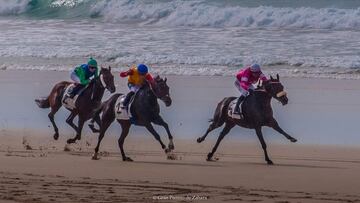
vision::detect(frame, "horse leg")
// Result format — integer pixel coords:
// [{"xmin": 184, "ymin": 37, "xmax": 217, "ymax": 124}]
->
[
  {"xmin": 67, "ymin": 116, "xmax": 85, "ymax": 144},
  {"xmin": 118, "ymin": 120, "xmax": 132, "ymax": 161},
  {"xmin": 268, "ymin": 119, "xmax": 297, "ymax": 143},
  {"xmin": 145, "ymin": 123, "xmax": 167, "ymax": 152},
  {"xmin": 197, "ymin": 121, "xmax": 219, "ymax": 143},
  {"xmin": 207, "ymin": 122, "xmax": 235, "ymax": 161},
  {"xmin": 92, "ymin": 110, "xmax": 115, "ymax": 160},
  {"xmin": 48, "ymin": 105, "xmax": 61, "ymax": 140},
  {"xmin": 255, "ymin": 127, "xmax": 273, "ymax": 165},
  {"xmin": 153, "ymin": 116, "xmax": 174, "ymax": 150},
  {"xmin": 66, "ymin": 112, "xmax": 79, "ymax": 132},
  {"xmin": 89, "ymin": 114, "xmax": 101, "ymax": 133}
]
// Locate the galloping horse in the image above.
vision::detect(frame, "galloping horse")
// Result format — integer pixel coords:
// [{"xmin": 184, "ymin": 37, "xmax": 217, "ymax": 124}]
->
[
  {"xmin": 197, "ymin": 74, "xmax": 297, "ymax": 164},
  {"xmin": 35, "ymin": 67, "xmax": 115, "ymax": 144},
  {"xmin": 89, "ymin": 75, "xmax": 174, "ymax": 161}
]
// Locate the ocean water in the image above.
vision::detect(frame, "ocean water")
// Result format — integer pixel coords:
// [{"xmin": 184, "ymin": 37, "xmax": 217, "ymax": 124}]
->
[{"xmin": 1, "ymin": 0, "xmax": 360, "ymax": 78}]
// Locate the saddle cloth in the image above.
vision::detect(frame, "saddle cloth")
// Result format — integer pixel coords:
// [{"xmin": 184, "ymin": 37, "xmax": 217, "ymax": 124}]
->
[
  {"xmin": 228, "ymin": 98, "xmax": 244, "ymax": 119},
  {"xmin": 62, "ymin": 84, "xmax": 79, "ymax": 110},
  {"xmin": 115, "ymin": 94, "xmax": 136, "ymax": 120}
]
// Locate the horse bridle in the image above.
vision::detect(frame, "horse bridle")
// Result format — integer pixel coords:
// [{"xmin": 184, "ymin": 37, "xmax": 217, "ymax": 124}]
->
[
  {"xmin": 150, "ymin": 81, "xmax": 170, "ymax": 100},
  {"xmin": 266, "ymin": 81, "xmax": 287, "ymax": 98},
  {"xmin": 99, "ymin": 73, "xmax": 107, "ymax": 89}
]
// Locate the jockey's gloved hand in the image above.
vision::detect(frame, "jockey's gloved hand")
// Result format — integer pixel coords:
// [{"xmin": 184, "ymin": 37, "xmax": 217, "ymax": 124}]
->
[{"xmin": 248, "ymin": 89, "xmax": 254, "ymax": 94}]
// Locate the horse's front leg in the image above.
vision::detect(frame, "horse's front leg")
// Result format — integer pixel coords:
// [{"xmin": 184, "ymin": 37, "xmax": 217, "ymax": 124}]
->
[
  {"xmin": 145, "ymin": 123, "xmax": 167, "ymax": 152},
  {"xmin": 268, "ymin": 118, "xmax": 297, "ymax": 143},
  {"xmin": 153, "ymin": 116, "xmax": 174, "ymax": 150},
  {"xmin": 255, "ymin": 127, "xmax": 273, "ymax": 165},
  {"xmin": 67, "ymin": 116, "xmax": 85, "ymax": 144}
]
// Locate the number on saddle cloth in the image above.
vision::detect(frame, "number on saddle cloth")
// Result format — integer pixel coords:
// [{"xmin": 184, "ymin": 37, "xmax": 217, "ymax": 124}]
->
[
  {"xmin": 115, "ymin": 93, "xmax": 136, "ymax": 121},
  {"xmin": 228, "ymin": 97, "xmax": 245, "ymax": 119}
]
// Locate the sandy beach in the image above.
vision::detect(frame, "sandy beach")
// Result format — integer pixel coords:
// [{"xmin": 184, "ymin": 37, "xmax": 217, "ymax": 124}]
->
[
  {"xmin": 0, "ymin": 70, "xmax": 359, "ymax": 202},
  {"xmin": 1, "ymin": 130, "xmax": 360, "ymax": 203}
]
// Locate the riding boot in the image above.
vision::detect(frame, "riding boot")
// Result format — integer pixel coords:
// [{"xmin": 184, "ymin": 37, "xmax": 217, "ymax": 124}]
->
[
  {"xmin": 234, "ymin": 95, "xmax": 245, "ymax": 114},
  {"xmin": 122, "ymin": 92, "xmax": 135, "ymax": 109},
  {"xmin": 69, "ymin": 84, "xmax": 84, "ymax": 98}
]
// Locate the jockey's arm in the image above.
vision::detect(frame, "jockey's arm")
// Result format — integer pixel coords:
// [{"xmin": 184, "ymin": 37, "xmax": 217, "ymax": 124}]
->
[
  {"xmin": 79, "ymin": 77, "xmax": 90, "ymax": 85},
  {"xmin": 238, "ymin": 77, "xmax": 250, "ymax": 91},
  {"xmin": 259, "ymin": 73, "xmax": 268, "ymax": 81},
  {"xmin": 119, "ymin": 69, "xmax": 134, "ymax": 77},
  {"xmin": 145, "ymin": 73, "xmax": 155, "ymax": 87},
  {"xmin": 236, "ymin": 71, "xmax": 250, "ymax": 90},
  {"xmin": 75, "ymin": 67, "xmax": 90, "ymax": 85}
]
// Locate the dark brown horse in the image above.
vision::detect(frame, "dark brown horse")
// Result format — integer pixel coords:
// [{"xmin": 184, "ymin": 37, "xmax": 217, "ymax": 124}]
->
[
  {"xmin": 89, "ymin": 75, "xmax": 173, "ymax": 161},
  {"xmin": 35, "ymin": 67, "xmax": 115, "ymax": 144},
  {"xmin": 197, "ymin": 74, "xmax": 297, "ymax": 164}
]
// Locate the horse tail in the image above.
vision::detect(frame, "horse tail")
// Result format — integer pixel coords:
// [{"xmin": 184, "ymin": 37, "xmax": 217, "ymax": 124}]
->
[
  {"xmin": 35, "ymin": 97, "xmax": 50, "ymax": 108},
  {"xmin": 35, "ymin": 81, "xmax": 70, "ymax": 109},
  {"xmin": 210, "ymin": 97, "xmax": 236, "ymax": 127}
]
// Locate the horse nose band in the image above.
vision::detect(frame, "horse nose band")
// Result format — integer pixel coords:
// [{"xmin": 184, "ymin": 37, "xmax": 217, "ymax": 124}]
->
[{"xmin": 276, "ymin": 91, "xmax": 287, "ymax": 98}]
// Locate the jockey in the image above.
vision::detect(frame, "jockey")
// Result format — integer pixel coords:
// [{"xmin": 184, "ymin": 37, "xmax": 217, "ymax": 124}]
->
[
  {"xmin": 68, "ymin": 57, "xmax": 99, "ymax": 98},
  {"xmin": 233, "ymin": 64, "xmax": 268, "ymax": 114},
  {"xmin": 120, "ymin": 64, "xmax": 155, "ymax": 108}
]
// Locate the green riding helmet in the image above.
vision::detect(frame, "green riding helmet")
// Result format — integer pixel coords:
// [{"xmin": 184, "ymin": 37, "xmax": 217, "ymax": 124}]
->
[{"xmin": 88, "ymin": 57, "xmax": 98, "ymax": 68}]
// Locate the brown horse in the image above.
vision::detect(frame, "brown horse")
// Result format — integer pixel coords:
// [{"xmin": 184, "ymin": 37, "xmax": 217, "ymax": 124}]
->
[
  {"xmin": 35, "ymin": 67, "xmax": 115, "ymax": 144},
  {"xmin": 88, "ymin": 76, "xmax": 173, "ymax": 161},
  {"xmin": 197, "ymin": 74, "xmax": 297, "ymax": 164}
]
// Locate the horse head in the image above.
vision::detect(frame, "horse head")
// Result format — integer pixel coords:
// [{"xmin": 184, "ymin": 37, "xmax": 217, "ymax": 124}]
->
[
  {"xmin": 152, "ymin": 75, "xmax": 172, "ymax": 107},
  {"xmin": 99, "ymin": 66, "xmax": 116, "ymax": 93},
  {"xmin": 263, "ymin": 74, "xmax": 288, "ymax": 105}
]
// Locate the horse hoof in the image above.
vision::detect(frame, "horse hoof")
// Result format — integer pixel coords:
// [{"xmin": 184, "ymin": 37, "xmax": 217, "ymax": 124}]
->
[
  {"xmin": 290, "ymin": 138, "xmax": 297, "ymax": 143},
  {"xmin": 88, "ymin": 124, "xmax": 100, "ymax": 133},
  {"xmin": 53, "ymin": 133, "xmax": 59, "ymax": 140},
  {"xmin": 197, "ymin": 137, "xmax": 204, "ymax": 143},
  {"xmin": 92, "ymin": 153, "xmax": 100, "ymax": 160},
  {"xmin": 167, "ymin": 153, "xmax": 177, "ymax": 160},
  {"xmin": 206, "ymin": 157, "xmax": 219, "ymax": 162},
  {"xmin": 267, "ymin": 160, "xmax": 274, "ymax": 165},
  {"xmin": 123, "ymin": 157, "xmax": 133, "ymax": 162},
  {"xmin": 66, "ymin": 139, "xmax": 75, "ymax": 144}
]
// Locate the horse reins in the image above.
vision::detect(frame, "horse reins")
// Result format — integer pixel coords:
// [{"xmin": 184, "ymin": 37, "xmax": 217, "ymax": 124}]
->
[{"xmin": 267, "ymin": 81, "xmax": 287, "ymax": 98}]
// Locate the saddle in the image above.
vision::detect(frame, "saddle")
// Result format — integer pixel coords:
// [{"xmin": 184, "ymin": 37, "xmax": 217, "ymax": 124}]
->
[
  {"xmin": 62, "ymin": 84, "xmax": 87, "ymax": 109},
  {"xmin": 228, "ymin": 97, "xmax": 245, "ymax": 119},
  {"xmin": 115, "ymin": 94, "xmax": 136, "ymax": 121}
]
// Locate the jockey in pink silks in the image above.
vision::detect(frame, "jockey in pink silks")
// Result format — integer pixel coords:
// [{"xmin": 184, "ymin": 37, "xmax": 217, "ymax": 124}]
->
[{"xmin": 234, "ymin": 64, "xmax": 268, "ymax": 114}]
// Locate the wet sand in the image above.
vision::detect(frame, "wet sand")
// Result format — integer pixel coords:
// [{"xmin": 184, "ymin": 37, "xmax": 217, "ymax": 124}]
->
[{"xmin": 1, "ymin": 130, "xmax": 360, "ymax": 203}]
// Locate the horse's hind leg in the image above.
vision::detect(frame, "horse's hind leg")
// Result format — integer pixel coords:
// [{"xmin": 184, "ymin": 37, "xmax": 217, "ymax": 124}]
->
[
  {"xmin": 48, "ymin": 105, "xmax": 61, "ymax": 140},
  {"xmin": 255, "ymin": 127, "xmax": 273, "ymax": 165},
  {"xmin": 66, "ymin": 112, "xmax": 79, "ymax": 132},
  {"xmin": 89, "ymin": 114, "xmax": 101, "ymax": 133},
  {"xmin": 207, "ymin": 122, "xmax": 235, "ymax": 161},
  {"xmin": 153, "ymin": 116, "xmax": 174, "ymax": 150},
  {"xmin": 268, "ymin": 118, "xmax": 297, "ymax": 143},
  {"xmin": 67, "ymin": 116, "xmax": 85, "ymax": 144},
  {"xmin": 197, "ymin": 121, "xmax": 219, "ymax": 143},
  {"xmin": 92, "ymin": 110, "xmax": 115, "ymax": 160},
  {"xmin": 118, "ymin": 120, "xmax": 132, "ymax": 161}
]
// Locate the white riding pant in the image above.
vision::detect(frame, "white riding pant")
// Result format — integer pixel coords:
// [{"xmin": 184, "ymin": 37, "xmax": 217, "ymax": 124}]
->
[{"xmin": 70, "ymin": 71, "xmax": 81, "ymax": 84}]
